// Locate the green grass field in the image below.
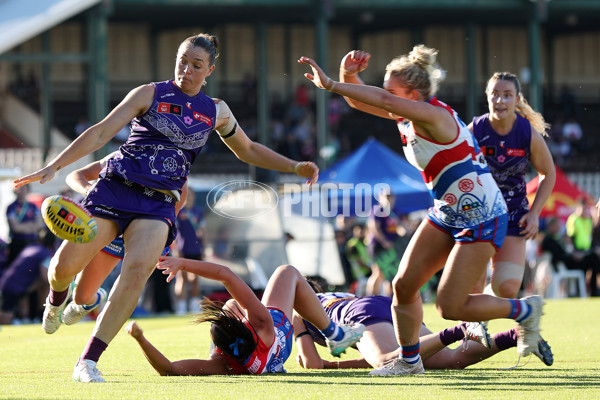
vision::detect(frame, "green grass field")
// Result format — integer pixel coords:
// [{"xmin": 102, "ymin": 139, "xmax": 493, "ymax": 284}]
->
[{"xmin": 1, "ymin": 298, "xmax": 599, "ymax": 400}]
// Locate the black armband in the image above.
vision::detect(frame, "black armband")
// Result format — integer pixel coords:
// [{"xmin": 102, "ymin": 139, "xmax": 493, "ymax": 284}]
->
[{"xmin": 220, "ymin": 122, "xmax": 237, "ymax": 139}]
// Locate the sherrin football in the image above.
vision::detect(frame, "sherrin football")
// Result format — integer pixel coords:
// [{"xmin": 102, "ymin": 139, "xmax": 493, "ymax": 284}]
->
[{"xmin": 41, "ymin": 195, "xmax": 97, "ymax": 244}]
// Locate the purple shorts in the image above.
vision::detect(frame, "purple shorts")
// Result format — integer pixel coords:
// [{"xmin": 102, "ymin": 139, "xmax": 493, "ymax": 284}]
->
[
  {"xmin": 427, "ymin": 213, "xmax": 507, "ymax": 252},
  {"xmin": 83, "ymin": 178, "xmax": 177, "ymax": 247},
  {"xmin": 506, "ymin": 207, "xmax": 528, "ymax": 237},
  {"xmin": 336, "ymin": 295, "xmax": 393, "ymax": 327}
]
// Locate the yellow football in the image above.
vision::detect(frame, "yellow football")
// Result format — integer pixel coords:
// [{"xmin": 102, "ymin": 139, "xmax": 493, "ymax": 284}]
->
[{"xmin": 41, "ymin": 195, "xmax": 98, "ymax": 244}]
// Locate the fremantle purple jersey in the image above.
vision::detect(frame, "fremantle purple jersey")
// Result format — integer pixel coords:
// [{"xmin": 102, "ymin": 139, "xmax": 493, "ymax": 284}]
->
[
  {"xmin": 101, "ymin": 80, "xmax": 216, "ymax": 190},
  {"xmin": 472, "ymin": 113, "xmax": 532, "ymax": 226}
]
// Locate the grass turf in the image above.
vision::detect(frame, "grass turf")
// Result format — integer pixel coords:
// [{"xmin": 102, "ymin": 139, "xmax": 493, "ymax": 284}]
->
[{"xmin": 1, "ymin": 298, "xmax": 599, "ymax": 399}]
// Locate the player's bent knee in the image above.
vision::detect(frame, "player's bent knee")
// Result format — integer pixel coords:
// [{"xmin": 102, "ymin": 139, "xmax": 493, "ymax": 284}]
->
[
  {"xmin": 435, "ymin": 302, "xmax": 463, "ymax": 321},
  {"xmin": 392, "ymin": 276, "xmax": 417, "ymax": 302},
  {"xmin": 496, "ymin": 279, "xmax": 522, "ymax": 298}
]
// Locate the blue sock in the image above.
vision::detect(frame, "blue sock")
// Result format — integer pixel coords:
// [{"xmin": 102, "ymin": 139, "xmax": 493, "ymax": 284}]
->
[
  {"xmin": 320, "ymin": 321, "xmax": 343, "ymax": 341},
  {"xmin": 401, "ymin": 342, "xmax": 421, "ymax": 365},
  {"xmin": 508, "ymin": 299, "xmax": 531, "ymax": 322},
  {"xmin": 82, "ymin": 292, "xmax": 101, "ymax": 311}
]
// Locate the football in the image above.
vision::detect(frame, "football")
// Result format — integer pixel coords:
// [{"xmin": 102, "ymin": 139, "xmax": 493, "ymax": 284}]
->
[{"xmin": 41, "ymin": 195, "xmax": 98, "ymax": 244}]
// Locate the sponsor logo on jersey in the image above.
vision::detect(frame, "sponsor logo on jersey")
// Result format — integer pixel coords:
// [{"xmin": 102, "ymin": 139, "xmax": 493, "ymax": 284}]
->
[
  {"xmin": 193, "ymin": 112, "xmax": 212, "ymax": 125},
  {"xmin": 157, "ymin": 103, "xmax": 182, "ymax": 115},
  {"xmin": 506, "ymin": 148, "xmax": 526, "ymax": 157}
]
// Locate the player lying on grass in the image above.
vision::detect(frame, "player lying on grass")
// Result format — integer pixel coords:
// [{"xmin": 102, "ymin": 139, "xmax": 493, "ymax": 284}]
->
[
  {"xmin": 293, "ymin": 290, "xmax": 553, "ymax": 370},
  {"xmin": 126, "ymin": 262, "xmax": 365, "ymax": 375}
]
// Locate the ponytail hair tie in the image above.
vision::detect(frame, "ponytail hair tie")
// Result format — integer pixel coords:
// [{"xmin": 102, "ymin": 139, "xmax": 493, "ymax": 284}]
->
[{"xmin": 229, "ymin": 337, "xmax": 244, "ymax": 357}]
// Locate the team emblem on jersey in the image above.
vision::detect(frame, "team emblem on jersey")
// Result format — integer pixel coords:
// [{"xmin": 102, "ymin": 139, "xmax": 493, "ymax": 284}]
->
[
  {"xmin": 158, "ymin": 102, "xmax": 182, "ymax": 115},
  {"xmin": 483, "ymin": 146, "xmax": 496, "ymax": 156},
  {"xmin": 443, "ymin": 193, "xmax": 457, "ymax": 205},
  {"xmin": 458, "ymin": 179, "xmax": 474, "ymax": 193}
]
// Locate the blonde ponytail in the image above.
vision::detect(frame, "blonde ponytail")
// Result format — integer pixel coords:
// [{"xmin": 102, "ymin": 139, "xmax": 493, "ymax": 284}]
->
[{"xmin": 516, "ymin": 96, "xmax": 550, "ymax": 136}]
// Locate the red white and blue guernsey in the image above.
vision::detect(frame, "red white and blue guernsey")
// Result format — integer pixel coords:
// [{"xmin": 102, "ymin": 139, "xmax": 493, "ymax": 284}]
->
[
  {"xmin": 217, "ymin": 307, "xmax": 293, "ymax": 374},
  {"xmin": 101, "ymin": 80, "xmax": 216, "ymax": 191},
  {"xmin": 398, "ymin": 97, "xmax": 507, "ymax": 228}
]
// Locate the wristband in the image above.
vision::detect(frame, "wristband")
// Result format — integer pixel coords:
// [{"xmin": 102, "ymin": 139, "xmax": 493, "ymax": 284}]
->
[{"xmin": 326, "ymin": 78, "xmax": 337, "ymax": 92}]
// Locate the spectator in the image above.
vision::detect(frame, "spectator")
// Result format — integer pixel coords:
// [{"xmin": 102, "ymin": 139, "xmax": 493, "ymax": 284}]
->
[
  {"xmin": 561, "ymin": 117, "xmax": 583, "ymax": 155},
  {"xmin": 345, "ymin": 222, "xmax": 373, "ymax": 296},
  {"xmin": 5, "ymin": 185, "xmax": 44, "ymax": 264},
  {"xmin": 566, "ymin": 198, "xmax": 594, "ymax": 253},
  {"xmin": 541, "ymin": 216, "xmax": 599, "ymax": 296},
  {"xmin": 0, "ymin": 229, "xmax": 56, "ymax": 324}
]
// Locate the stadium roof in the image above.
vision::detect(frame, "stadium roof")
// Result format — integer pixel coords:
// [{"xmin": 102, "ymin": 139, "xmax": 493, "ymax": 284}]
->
[{"xmin": 0, "ymin": 0, "xmax": 101, "ymax": 55}]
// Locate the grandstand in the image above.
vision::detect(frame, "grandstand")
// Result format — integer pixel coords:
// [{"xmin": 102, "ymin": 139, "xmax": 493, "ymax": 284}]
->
[{"xmin": 1, "ymin": 0, "xmax": 600, "ymax": 197}]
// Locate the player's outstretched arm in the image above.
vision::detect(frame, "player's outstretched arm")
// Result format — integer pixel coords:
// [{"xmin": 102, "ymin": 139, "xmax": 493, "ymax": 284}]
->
[
  {"xmin": 156, "ymin": 257, "xmax": 273, "ymax": 333},
  {"xmin": 125, "ymin": 321, "xmax": 231, "ymax": 375}
]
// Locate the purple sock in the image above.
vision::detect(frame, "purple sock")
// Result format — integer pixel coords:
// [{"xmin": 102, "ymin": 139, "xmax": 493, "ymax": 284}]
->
[
  {"xmin": 48, "ymin": 288, "xmax": 69, "ymax": 306},
  {"xmin": 493, "ymin": 328, "xmax": 518, "ymax": 351},
  {"xmin": 438, "ymin": 322, "xmax": 467, "ymax": 346},
  {"xmin": 81, "ymin": 336, "xmax": 108, "ymax": 363}
]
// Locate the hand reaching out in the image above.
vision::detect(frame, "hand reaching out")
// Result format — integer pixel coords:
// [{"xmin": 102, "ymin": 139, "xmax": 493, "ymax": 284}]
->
[
  {"xmin": 340, "ymin": 50, "xmax": 371, "ymax": 75},
  {"xmin": 125, "ymin": 321, "xmax": 143, "ymax": 339},
  {"xmin": 14, "ymin": 166, "xmax": 57, "ymax": 188},
  {"xmin": 294, "ymin": 161, "xmax": 319, "ymax": 185},
  {"xmin": 298, "ymin": 56, "xmax": 335, "ymax": 91},
  {"xmin": 156, "ymin": 256, "xmax": 184, "ymax": 283}
]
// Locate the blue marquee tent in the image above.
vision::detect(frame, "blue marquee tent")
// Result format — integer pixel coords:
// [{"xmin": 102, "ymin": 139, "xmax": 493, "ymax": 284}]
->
[{"xmin": 318, "ymin": 137, "xmax": 433, "ymax": 215}]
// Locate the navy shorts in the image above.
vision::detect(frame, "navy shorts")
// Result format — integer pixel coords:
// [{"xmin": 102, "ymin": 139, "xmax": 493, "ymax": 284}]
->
[
  {"xmin": 428, "ymin": 213, "xmax": 507, "ymax": 251},
  {"xmin": 101, "ymin": 236, "xmax": 170, "ymax": 259},
  {"xmin": 84, "ymin": 178, "xmax": 177, "ymax": 247}
]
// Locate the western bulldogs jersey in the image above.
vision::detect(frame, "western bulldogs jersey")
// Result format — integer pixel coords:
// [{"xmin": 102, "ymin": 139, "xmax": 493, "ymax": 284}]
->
[
  {"xmin": 398, "ymin": 97, "xmax": 507, "ymax": 228},
  {"xmin": 102, "ymin": 80, "xmax": 216, "ymax": 190},
  {"xmin": 471, "ymin": 113, "xmax": 532, "ymax": 215}
]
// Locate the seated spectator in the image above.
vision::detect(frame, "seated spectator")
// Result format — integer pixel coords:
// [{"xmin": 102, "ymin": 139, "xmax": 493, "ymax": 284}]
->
[
  {"xmin": 541, "ymin": 217, "xmax": 599, "ymax": 296},
  {"xmin": 0, "ymin": 229, "xmax": 57, "ymax": 324},
  {"xmin": 6, "ymin": 185, "xmax": 44, "ymax": 264}
]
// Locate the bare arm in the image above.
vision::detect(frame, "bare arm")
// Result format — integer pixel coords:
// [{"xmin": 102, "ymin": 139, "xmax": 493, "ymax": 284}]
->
[
  {"xmin": 299, "ymin": 56, "xmax": 455, "ymax": 143},
  {"xmin": 125, "ymin": 321, "xmax": 232, "ymax": 376},
  {"xmin": 14, "ymin": 84, "xmax": 154, "ymax": 188},
  {"xmin": 293, "ymin": 314, "xmax": 370, "ymax": 370},
  {"xmin": 65, "ymin": 152, "xmax": 116, "ymax": 195},
  {"xmin": 213, "ymin": 99, "xmax": 319, "ymax": 184},
  {"xmin": 339, "ymin": 51, "xmax": 392, "ymax": 119},
  {"xmin": 156, "ymin": 257, "xmax": 273, "ymax": 337},
  {"xmin": 521, "ymin": 128, "xmax": 556, "ymax": 239}
]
